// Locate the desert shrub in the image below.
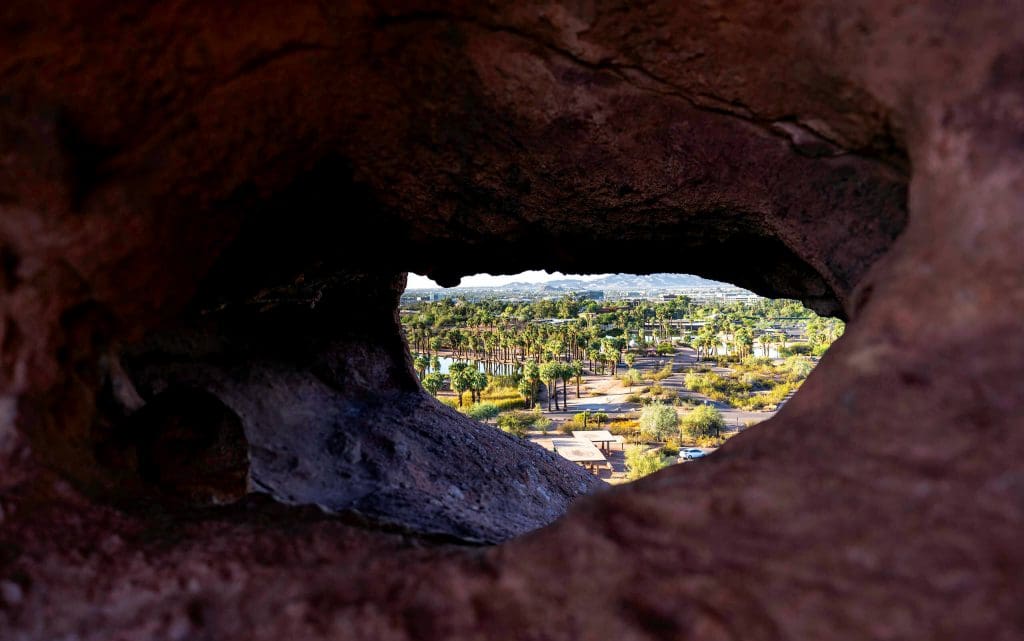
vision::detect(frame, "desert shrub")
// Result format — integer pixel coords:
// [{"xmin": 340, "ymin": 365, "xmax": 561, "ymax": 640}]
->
[
  {"xmin": 532, "ymin": 413, "xmax": 552, "ymax": 434},
  {"xmin": 682, "ymin": 404, "xmax": 725, "ymax": 440},
  {"xmin": 657, "ymin": 390, "xmax": 678, "ymax": 403},
  {"xmin": 738, "ymin": 372, "xmax": 769, "ymax": 387},
  {"xmin": 466, "ymin": 402, "xmax": 500, "ymax": 423},
  {"xmin": 619, "ymin": 368, "xmax": 643, "ymax": 388},
  {"xmin": 649, "ymin": 362, "xmax": 674, "ymax": 382},
  {"xmin": 740, "ymin": 356, "xmax": 773, "ymax": 369},
  {"xmin": 782, "ymin": 356, "xmax": 815, "ymax": 382},
  {"xmin": 764, "ymin": 382, "xmax": 797, "ymax": 405},
  {"xmin": 440, "ymin": 397, "xmax": 460, "ymax": 409},
  {"xmin": 625, "ymin": 393, "xmax": 643, "ymax": 404},
  {"xmin": 625, "ymin": 445, "xmax": 669, "ymax": 480},
  {"xmin": 497, "ymin": 412, "xmax": 531, "ymax": 438},
  {"xmin": 638, "ymin": 403, "xmax": 680, "ymax": 441},
  {"xmin": 662, "ymin": 436, "xmax": 681, "ymax": 457},
  {"xmin": 607, "ymin": 418, "xmax": 639, "ymax": 436},
  {"xmin": 780, "ymin": 343, "xmax": 812, "ymax": 356},
  {"xmin": 649, "ymin": 384, "xmax": 665, "ymax": 396},
  {"xmin": 692, "ymin": 434, "xmax": 726, "ymax": 448},
  {"xmin": 739, "ymin": 395, "xmax": 769, "ymax": 411},
  {"xmin": 656, "ymin": 342, "xmax": 675, "ymax": 355}
]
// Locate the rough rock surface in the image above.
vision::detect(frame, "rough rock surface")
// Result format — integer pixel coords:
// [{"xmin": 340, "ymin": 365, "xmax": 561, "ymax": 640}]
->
[{"xmin": 0, "ymin": 1, "xmax": 1023, "ymax": 640}]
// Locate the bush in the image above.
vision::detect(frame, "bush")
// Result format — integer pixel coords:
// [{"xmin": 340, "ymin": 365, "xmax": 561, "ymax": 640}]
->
[
  {"xmin": 662, "ymin": 436, "xmax": 681, "ymax": 457},
  {"xmin": 740, "ymin": 356, "xmax": 773, "ymax": 369},
  {"xmin": 607, "ymin": 418, "xmax": 639, "ymax": 436},
  {"xmin": 466, "ymin": 402, "xmax": 500, "ymax": 423},
  {"xmin": 682, "ymin": 405, "xmax": 725, "ymax": 440},
  {"xmin": 692, "ymin": 434, "xmax": 726, "ymax": 448},
  {"xmin": 656, "ymin": 342, "xmax": 675, "ymax": 355},
  {"xmin": 620, "ymin": 368, "xmax": 643, "ymax": 388},
  {"xmin": 625, "ymin": 393, "xmax": 643, "ymax": 404},
  {"xmin": 649, "ymin": 362, "xmax": 674, "ymax": 381},
  {"xmin": 497, "ymin": 412, "xmax": 530, "ymax": 438},
  {"xmin": 625, "ymin": 445, "xmax": 669, "ymax": 480},
  {"xmin": 532, "ymin": 414, "xmax": 552, "ymax": 434},
  {"xmin": 782, "ymin": 356, "xmax": 814, "ymax": 382},
  {"xmin": 638, "ymin": 403, "xmax": 680, "ymax": 441},
  {"xmin": 780, "ymin": 343, "xmax": 812, "ymax": 356}
]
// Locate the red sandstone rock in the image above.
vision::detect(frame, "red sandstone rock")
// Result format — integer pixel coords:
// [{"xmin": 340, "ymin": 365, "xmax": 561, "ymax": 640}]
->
[{"xmin": 0, "ymin": 1, "xmax": 1022, "ymax": 639}]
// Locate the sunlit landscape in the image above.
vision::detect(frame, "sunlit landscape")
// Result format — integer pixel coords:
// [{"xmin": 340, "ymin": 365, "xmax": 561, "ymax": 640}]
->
[{"xmin": 402, "ymin": 272, "xmax": 843, "ymax": 483}]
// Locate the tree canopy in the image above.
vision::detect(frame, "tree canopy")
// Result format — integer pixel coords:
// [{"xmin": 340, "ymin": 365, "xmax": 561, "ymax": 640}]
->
[{"xmin": 638, "ymin": 403, "xmax": 680, "ymax": 440}]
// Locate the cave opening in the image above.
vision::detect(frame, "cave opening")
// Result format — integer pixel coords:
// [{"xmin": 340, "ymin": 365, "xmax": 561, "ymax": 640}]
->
[{"xmin": 401, "ymin": 270, "xmax": 843, "ymax": 485}]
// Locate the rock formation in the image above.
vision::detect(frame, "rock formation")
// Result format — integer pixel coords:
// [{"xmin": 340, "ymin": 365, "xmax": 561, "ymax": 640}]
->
[{"xmin": 0, "ymin": 1, "xmax": 1022, "ymax": 639}]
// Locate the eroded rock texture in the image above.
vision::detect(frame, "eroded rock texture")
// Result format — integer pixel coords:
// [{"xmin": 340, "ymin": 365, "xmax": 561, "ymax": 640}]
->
[{"xmin": 0, "ymin": 1, "xmax": 1022, "ymax": 640}]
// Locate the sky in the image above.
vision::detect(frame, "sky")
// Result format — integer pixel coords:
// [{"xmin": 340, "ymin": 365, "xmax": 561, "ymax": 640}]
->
[{"xmin": 405, "ymin": 270, "xmax": 611, "ymax": 289}]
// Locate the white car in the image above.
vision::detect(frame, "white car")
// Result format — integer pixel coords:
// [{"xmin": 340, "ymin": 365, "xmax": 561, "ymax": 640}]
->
[{"xmin": 679, "ymin": 448, "xmax": 706, "ymax": 461}]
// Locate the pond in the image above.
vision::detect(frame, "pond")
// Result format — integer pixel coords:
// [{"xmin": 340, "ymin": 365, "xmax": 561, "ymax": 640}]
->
[{"xmin": 432, "ymin": 356, "xmax": 520, "ymax": 377}]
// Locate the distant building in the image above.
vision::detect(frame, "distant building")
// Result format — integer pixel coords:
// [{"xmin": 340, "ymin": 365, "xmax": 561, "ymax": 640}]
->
[{"xmin": 577, "ymin": 290, "xmax": 604, "ymax": 300}]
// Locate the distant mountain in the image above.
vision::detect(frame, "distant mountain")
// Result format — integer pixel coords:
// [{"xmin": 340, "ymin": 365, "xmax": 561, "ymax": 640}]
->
[{"xmin": 492, "ymin": 273, "xmax": 730, "ymax": 291}]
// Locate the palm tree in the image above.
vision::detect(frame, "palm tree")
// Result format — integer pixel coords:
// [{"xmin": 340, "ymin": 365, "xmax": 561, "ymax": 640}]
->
[
  {"xmin": 559, "ymin": 362, "xmax": 574, "ymax": 409},
  {"xmin": 413, "ymin": 355, "xmax": 429, "ymax": 380},
  {"xmin": 539, "ymin": 361, "xmax": 560, "ymax": 411},
  {"xmin": 470, "ymin": 370, "xmax": 488, "ymax": 404},
  {"xmin": 571, "ymin": 360, "xmax": 584, "ymax": 398}
]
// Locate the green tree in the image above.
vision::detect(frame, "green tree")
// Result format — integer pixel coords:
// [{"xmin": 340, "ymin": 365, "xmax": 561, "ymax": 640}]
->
[
  {"xmin": 682, "ymin": 404, "xmax": 725, "ymax": 440},
  {"xmin": 638, "ymin": 403, "xmax": 680, "ymax": 441},
  {"xmin": 422, "ymin": 372, "xmax": 444, "ymax": 397},
  {"xmin": 624, "ymin": 352, "xmax": 637, "ymax": 369}
]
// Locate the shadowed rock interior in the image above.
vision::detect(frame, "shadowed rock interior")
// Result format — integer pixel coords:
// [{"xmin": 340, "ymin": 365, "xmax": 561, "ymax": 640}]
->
[{"xmin": 0, "ymin": 2, "xmax": 1022, "ymax": 639}]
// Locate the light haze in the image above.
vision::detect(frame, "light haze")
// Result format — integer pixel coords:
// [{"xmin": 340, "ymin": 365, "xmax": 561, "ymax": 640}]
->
[{"xmin": 406, "ymin": 271, "xmax": 611, "ymax": 289}]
